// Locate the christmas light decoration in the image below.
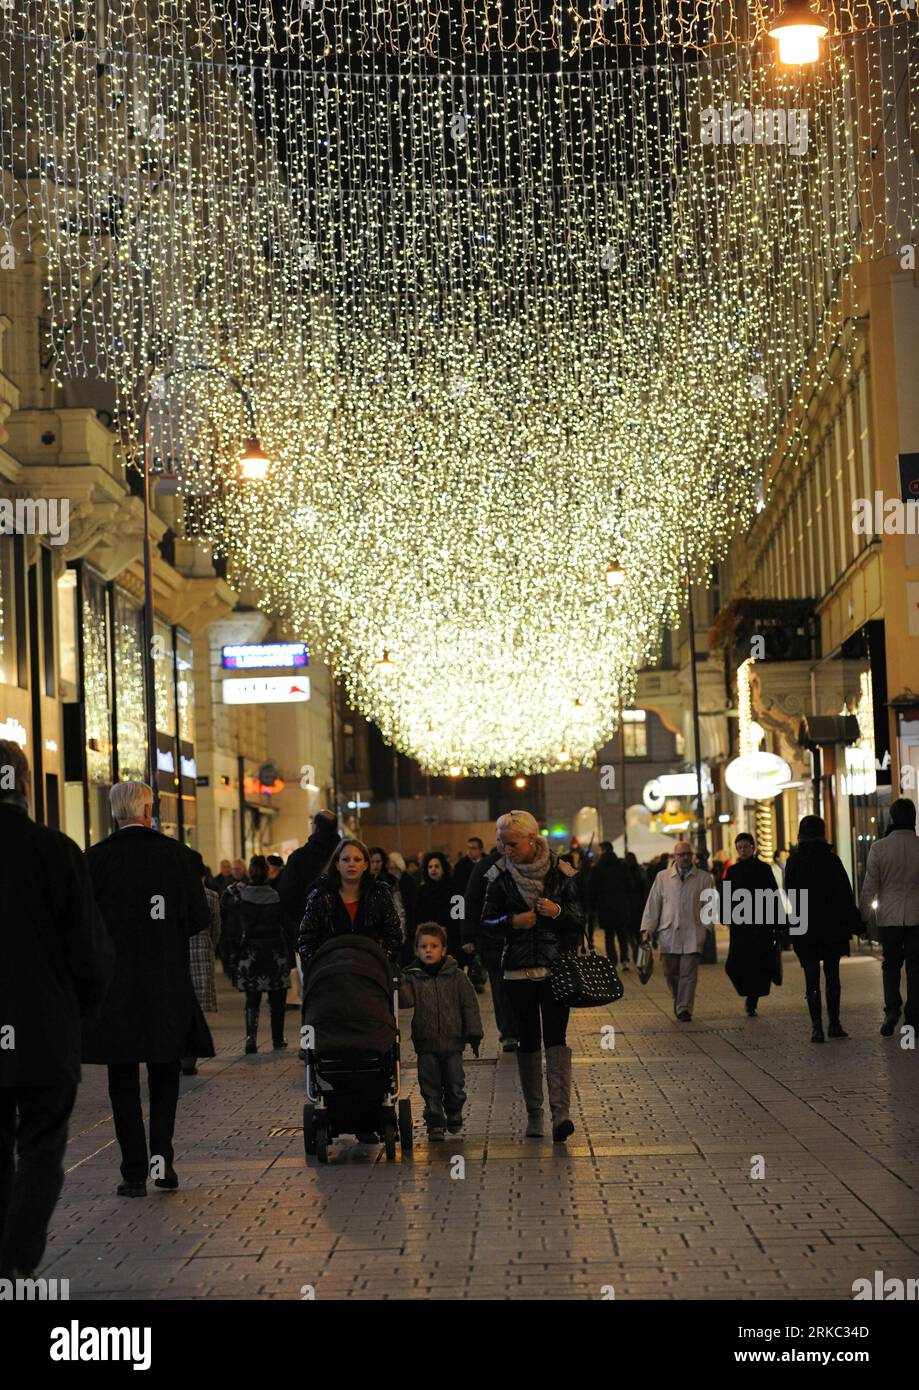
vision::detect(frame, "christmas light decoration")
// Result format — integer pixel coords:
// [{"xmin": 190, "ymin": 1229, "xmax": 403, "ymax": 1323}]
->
[{"xmin": 1, "ymin": 4, "xmax": 916, "ymax": 773}]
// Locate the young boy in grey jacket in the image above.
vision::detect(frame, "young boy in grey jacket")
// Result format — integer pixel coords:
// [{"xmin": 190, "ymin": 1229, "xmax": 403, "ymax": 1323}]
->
[{"xmin": 399, "ymin": 922, "xmax": 483, "ymax": 1140}]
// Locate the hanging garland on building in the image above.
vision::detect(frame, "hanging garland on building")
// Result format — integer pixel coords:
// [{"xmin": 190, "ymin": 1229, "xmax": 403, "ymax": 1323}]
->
[{"xmin": 1, "ymin": 3, "xmax": 916, "ymax": 772}]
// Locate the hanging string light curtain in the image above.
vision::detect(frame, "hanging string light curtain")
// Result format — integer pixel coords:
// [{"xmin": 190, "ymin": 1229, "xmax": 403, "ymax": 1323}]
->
[{"xmin": 1, "ymin": 4, "xmax": 916, "ymax": 772}]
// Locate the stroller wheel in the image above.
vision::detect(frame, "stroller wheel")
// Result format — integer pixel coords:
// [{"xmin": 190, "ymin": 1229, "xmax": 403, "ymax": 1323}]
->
[
  {"xmin": 303, "ymin": 1103, "xmax": 317, "ymax": 1158},
  {"xmin": 316, "ymin": 1114, "xmax": 329, "ymax": 1164},
  {"xmin": 383, "ymin": 1115, "xmax": 397, "ymax": 1161},
  {"xmin": 398, "ymin": 1097, "xmax": 414, "ymax": 1152}
]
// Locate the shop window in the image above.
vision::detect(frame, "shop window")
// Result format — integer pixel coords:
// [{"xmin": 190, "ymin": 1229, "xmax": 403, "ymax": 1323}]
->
[
  {"xmin": 81, "ymin": 568, "xmax": 113, "ymax": 789},
  {"xmin": 175, "ymin": 628, "xmax": 195, "ymax": 744},
  {"xmin": 13, "ymin": 533, "xmax": 27, "ymax": 687},
  {"xmin": 0, "ymin": 536, "xmax": 15, "ymax": 685},
  {"xmin": 113, "ymin": 588, "xmax": 147, "ymax": 782},
  {"xmin": 41, "ymin": 548, "xmax": 55, "ymax": 696},
  {"xmin": 57, "ymin": 567, "xmax": 79, "ymax": 702},
  {"xmin": 154, "ymin": 619, "xmax": 176, "ymax": 737}
]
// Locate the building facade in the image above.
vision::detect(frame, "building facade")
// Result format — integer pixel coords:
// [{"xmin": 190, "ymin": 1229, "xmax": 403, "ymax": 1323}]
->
[{"xmin": 0, "ymin": 203, "xmax": 335, "ymax": 867}]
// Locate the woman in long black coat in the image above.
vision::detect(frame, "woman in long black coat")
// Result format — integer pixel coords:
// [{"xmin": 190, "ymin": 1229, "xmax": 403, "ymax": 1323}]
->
[
  {"xmin": 623, "ymin": 852, "xmax": 649, "ymax": 959},
  {"xmin": 783, "ymin": 815, "xmax": 861, "ymax": 1042},
  {"xmin": 587, "ymin": 844, "xmax": 630, "ymax": 964},
  {"xmin": 722, "ymin": 833, "xmax": 784, "ymax": 1017}
]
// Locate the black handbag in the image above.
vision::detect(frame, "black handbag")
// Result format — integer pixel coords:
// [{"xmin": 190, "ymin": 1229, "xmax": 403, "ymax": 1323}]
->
[{"xmin": 549, "ymin": 936, "xmax": 624, "ymax": 1009}]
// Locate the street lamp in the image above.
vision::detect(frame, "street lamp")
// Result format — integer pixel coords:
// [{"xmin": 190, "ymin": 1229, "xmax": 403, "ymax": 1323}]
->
[
  {"xmin": 139, "ymin": 363, "xmax": 267, "ymax": 828},
  {"xmin": 605, "ymin": 562, "xmax": 625, "ymax": 590},
  {"xmin": 768, "ymin": 0, "xmax": 828, "ymax": 65}
]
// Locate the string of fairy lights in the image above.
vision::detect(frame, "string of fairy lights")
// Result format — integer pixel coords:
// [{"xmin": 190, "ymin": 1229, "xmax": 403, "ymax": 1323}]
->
[{"xmin": 1, "ymin": 3, "xmax": 916, "ymax": 773}]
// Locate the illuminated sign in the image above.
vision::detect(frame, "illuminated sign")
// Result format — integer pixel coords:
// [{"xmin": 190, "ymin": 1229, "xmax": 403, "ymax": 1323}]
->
[
  {"xmin": 222, "ymin": 676, "xmax": 311, "ymax": 705},
  {"xmin": 221, "ymin": 642, "xmax": 308, "ymax": 670},
  {"xmin": 0, "ymin": 718, "xmax": 27, "ymax": 748},
  {"xmin": 724, "ymin": 752, "xmax": 792, "ymax": 801},
  {"xmin": 643, "ymin": 769, "xmax": 712, "ymax": 813}
]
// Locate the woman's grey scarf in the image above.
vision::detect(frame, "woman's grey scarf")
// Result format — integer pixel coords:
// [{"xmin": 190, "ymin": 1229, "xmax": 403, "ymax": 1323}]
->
[{"xmin": 505, "ymin": 834, "xmax": 552, "ymax": 909}]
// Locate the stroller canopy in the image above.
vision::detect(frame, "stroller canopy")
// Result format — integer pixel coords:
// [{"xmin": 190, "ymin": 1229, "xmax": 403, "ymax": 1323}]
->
[{"xmin": 302, "ymin": 934, "xmax": 397, "ymax": 1055}]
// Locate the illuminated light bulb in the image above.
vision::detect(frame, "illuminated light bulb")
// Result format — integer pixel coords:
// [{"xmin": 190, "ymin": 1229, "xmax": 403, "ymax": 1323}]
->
[
  {"xmin": 377, "ymin": 650, "xmax": 395, "ymax": 676},
  {"xmin": 449, "ymin": 764, "xmax": 462, "ymax": 777},
  {"xmin": 768, "ymin": 1, "xmax": 828, "ymax": 65},
  {"xmin": 514, "ymin": 776, "xmax": 527, "ymax": 789},
  {"xmin": 605, "ymin": 564, "xmax": 625, "ymax": 590},
  {"xmin": 557, "ymin": 749, "xmax": 571, "ymax": 765},
  {"xmin": 239, "ymin": 437, "xmax": 270, "ymax": 481}
]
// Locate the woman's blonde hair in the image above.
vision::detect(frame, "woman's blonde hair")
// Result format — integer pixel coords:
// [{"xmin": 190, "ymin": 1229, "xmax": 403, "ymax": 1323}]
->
[{"xmin": 496, "ymin": 810, "xmax": 540, "ymax": 838}]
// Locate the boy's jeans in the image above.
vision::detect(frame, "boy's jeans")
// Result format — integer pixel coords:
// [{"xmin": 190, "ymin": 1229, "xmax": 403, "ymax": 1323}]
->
[{"xmin": 417, "ymin": 1051, "xmax": 466, "ymax": 1127}]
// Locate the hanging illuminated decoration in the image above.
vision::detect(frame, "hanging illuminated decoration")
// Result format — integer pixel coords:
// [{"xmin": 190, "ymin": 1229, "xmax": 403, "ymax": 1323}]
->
[{"xmin": 1, "ymin": 3, "xmax": 916, "ymax": 772}]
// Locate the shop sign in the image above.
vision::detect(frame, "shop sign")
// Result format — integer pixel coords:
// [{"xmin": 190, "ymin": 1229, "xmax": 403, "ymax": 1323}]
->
[
  {"xmin": 724, "ymin": 752, "xmax": 792, "ymax": 800},
  {"xmin": 221, "ymin": 676, "xmax": 311, "ymax": 705},
  {"xmin": 221, "ymin": 642, "xmax": 309, "ymax": 670},
  {"xmin": 642, "ymin": 768, "xmax": 712, "ymax": 813}
]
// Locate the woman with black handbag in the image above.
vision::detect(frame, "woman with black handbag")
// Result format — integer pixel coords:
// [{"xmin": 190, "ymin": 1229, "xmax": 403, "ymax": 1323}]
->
[{"xmin": 481, "ymin": 811, "xmax": 585, "ymax": 1142}]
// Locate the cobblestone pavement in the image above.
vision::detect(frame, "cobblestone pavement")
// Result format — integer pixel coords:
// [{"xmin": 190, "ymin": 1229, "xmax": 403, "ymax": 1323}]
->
[{"xmin": 40, "ymin": 936, "xmax": 919, "ymax": 1300}]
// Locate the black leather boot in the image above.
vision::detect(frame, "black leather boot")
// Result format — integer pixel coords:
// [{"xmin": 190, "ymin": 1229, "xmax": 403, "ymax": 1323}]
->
[
  {"xmin": 269, "ymin": 991, "xmax": 288, "ymax": 1049},
  {"xmin": 245, "ymin": 999, "xmax": 260, "ymax": 1054},
  {"xmin": 806, "ymin": 987, "xmax": 824, "ymax": 1043},
  {"xmin": 826, "ymin": 982, "xmax": 848, "ymax": 1038}
]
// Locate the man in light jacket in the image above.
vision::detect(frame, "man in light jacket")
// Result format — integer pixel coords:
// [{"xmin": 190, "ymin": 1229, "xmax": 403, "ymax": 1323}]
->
[
  {"xmin": 859, "ymin": 798, "xmax": 919, "ymax": 1036},
  {"xmin": 640, "ymin": 840, "xmax": 713, "ymax": 1022}
]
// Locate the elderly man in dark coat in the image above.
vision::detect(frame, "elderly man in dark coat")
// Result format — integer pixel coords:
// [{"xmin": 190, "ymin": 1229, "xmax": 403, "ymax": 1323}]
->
[
  {"xmin": 84, "ymin": 781, "xmax": 212, "ymax": 1197},
  {"xmin": 0, "ymin": 741, "xmax": 112, "ymax": 1277}
]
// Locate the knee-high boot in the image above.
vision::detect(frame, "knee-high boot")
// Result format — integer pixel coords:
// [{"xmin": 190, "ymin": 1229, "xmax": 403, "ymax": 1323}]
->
[
  {"xmin": 545, "ymin": 1044, "xmax": 574, "ymax": 1142},
  {"xmin": 806, "ymin": 987, "xmax": 824, "ymax": 1044},
  {"xmin": 516, "ymin": 1051, "xmax": 545, "ymax": 1137},
  {"xmin": 244, "ymin": 997, "xmax": 260, "ymax": 1054},
  {"xmin": 269, "ymin": 991, "xmax": 288, "ymax": 1048},
  {"xmin": 825, "ymin": 979, "xmax": 848, "ymax": 1038}
]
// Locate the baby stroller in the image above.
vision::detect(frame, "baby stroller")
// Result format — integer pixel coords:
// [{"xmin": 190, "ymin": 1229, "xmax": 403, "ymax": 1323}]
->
[{"xmin": 301, "ymin": 934, "xmax": 413, "ymax": 1163}]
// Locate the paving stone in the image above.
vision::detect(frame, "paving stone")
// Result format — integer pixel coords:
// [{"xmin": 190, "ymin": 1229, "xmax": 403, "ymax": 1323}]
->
[{"xmin": 40, "ymin": 942, "xmax": 919, "ymax": 1299}]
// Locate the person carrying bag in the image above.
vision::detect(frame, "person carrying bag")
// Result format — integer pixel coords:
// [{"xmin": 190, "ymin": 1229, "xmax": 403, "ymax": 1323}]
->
[{"xmin": 481, "ymin": 811, "xmax": 586, "ymax": 1142}]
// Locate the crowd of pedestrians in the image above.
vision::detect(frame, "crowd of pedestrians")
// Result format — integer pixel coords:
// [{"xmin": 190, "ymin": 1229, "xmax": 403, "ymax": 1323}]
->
[{"xmin": 2, "ymin": 731, "xmax": 918, "ymax": 1285}]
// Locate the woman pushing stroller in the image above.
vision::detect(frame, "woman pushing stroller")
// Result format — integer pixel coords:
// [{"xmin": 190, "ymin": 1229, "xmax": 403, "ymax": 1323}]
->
[{"xmin": 298, "ymin": 837, "xmax": 403, "ymax": 968}]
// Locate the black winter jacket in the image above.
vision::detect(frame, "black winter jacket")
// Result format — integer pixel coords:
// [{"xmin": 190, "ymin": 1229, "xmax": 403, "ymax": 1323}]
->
[
  {"xmin": 83, "ymin": 826, "xmax": 212, "ymax": 1065},
  {"xmin": 481, "ymin": 853, "xmax": 584, "ymax": 971},
  {"xmin": 587, "ymin": 852, "xmax": 628, "ymax": 930},
  {"xmin": 398, "ymin": 955, "xmax": 483, "ymax": 1053},
  {"xmin": 460, "ymin": 847, "xmax": 501, "ymax": 951},
  {"xmin": 280, "ymin": 824, "xmax": 342, "ymax": 931},
  {"xmin": 298, "ymin": 877, "xmax": 403, "ymax": 966},
  {"xmin": 0, "ymin": 801, "xmax": 113, "ymax": 1086},
  {"xmin": 783, "ymin": 839, "xmax": 860, "ymax": 961}
]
